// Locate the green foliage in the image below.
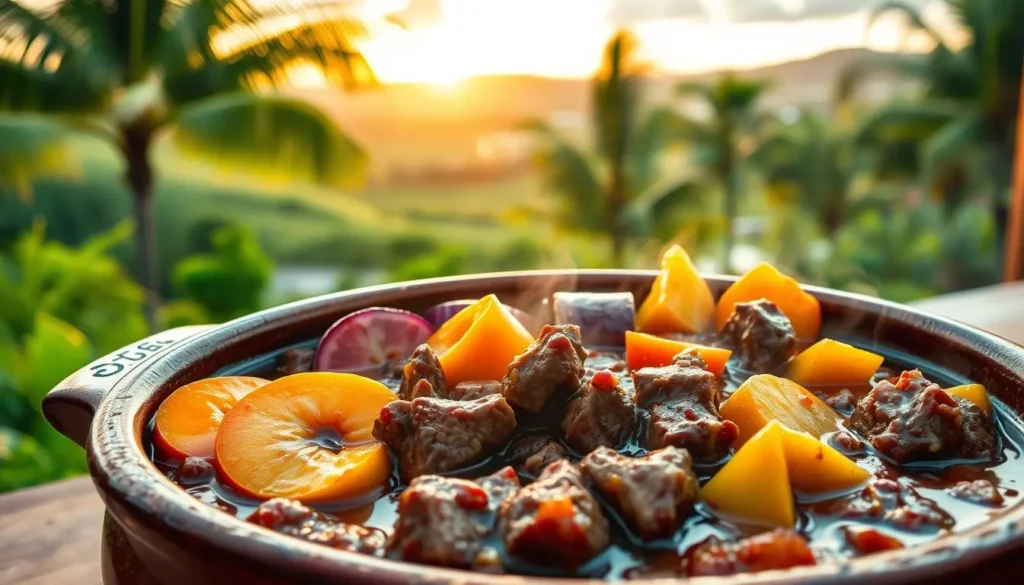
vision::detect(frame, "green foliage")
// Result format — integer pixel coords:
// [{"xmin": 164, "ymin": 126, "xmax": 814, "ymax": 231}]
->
[{"xmin": 172, "ymin": 224, "xmax": 273, "ymax": 322}]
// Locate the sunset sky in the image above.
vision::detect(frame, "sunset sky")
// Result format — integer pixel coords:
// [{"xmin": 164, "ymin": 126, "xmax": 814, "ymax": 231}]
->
[{"xmin": 347, "ymin": 0, "xmax": 962, "ymax": 85}]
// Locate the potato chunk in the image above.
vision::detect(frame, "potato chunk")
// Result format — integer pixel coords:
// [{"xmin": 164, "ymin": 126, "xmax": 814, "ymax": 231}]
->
[
  {"xmin": 720, "ymin": 374, "xmax": 838, "ymax": 446},
  {"xmin": 786, "ymin": 339, "xmax": 884, "ymax": 387},
  {"xmin": 780, "ymin": 426, "xmax": 869, "ymax": 494},
  {"xmin": 714, "ymin": 262, "xmax": 821, "ymax": 339},
  {"xmin": 636, "ymin": 244, "xmax": 716, "ymax": 334},
  {"xmin": 945, "ymin": 383, "xmax": 992, "ymax": 417}
]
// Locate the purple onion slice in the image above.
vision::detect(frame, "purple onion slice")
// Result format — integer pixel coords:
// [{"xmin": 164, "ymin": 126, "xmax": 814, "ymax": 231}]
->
[
  {"xmin": 314, "ymin": 307, "xmax": 434, "ymax": 375},
  {"xmin": 552, "ymin": 292, "xmax": 636, "ymax": 348}
]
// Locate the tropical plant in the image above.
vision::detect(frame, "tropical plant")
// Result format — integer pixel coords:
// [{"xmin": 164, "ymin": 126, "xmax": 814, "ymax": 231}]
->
[
  {"xmin": 0, "ymin": 0, "xmax": 378, "ymax": 326},
  {"xmin": 673, "ymin": 73, "xmax": 771, "ymax": 272},
  {"xmin": 838, "ymin": 0, "xmax": 1024, "ymax": 221},
  {"xmin": 527, "ymin": 31, "xmax": 701, "ymax": 266}
]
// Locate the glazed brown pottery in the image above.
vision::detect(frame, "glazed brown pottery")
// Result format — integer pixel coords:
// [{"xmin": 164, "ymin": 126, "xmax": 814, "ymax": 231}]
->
[{"xmin": 42, "ymin": 271, "xmax": 1024, "ymax": 584}]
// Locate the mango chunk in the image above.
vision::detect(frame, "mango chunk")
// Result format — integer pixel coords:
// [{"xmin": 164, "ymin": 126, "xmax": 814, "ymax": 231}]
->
[
  {"xmin": 427, "ymin": 295, "xmax": 534, "ymax": 386},
  {"xmin": 945, "ymin": 383, "xmax": 991, "ymax": 416},
  {"xmin": 720, "ymin": 374, "xmax": 838, "ymax": 446},
  {"xmin": 786, "ymin": 339, "xmax": 884, "ymax": 387},
  {"xmin": 637, "ymin": 244, "xmax": 716, "ymax": 334},
  {"xmin": 701, "ymin": 421, "xmax": 794, "ymax": 528},
  {"xmin": 624, "ymin": 331, "xmax": 731, "ymax": 377},
  {"xmin": 715, "ymin": 262, "xmax": 821, "ymax": 339},
  {"xmin": 780, "ymin": 426, "xmax": 870, "ymax": 494}
]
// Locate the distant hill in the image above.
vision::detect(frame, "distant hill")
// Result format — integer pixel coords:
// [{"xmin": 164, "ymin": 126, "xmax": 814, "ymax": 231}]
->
[{"xmin": 297, "ymin": 47, "xmax": 904, "ymax": 168}]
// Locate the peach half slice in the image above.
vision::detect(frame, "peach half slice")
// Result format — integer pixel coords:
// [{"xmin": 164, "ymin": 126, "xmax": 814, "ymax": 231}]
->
[{"xmin": 215, "ymin": 372, "xmax": 397, "ymax": 502}]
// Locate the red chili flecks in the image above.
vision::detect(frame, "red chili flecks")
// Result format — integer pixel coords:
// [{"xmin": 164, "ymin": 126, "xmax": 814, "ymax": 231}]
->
[
  {"xmin": 455, "ymin": 484, "xmax": 489, "ymax": 511},
  {"xmin": 591, "ymin": 370, "xmax": 619, "ymax": 389}
]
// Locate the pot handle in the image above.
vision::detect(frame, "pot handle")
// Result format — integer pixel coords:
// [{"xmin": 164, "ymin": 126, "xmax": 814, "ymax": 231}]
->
[{"xmin": 42, "ymin": 325, "xmax": 213, "ymax": 448}]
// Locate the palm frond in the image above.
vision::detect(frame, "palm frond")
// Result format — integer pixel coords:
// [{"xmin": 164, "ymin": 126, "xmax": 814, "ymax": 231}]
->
[
  {"xmin": 867, "ymin": 1, "xmax": 947, "ymax": 48},
  {"xmin": 833, "ymin": 52, "xmax": 928, "ymax": 105},
  {"xmin": 624, "ymin": 175, "xmax": 704, "ymax": 239},
  {"xmin": 593, "ymin": 30, "xmax": 641, "ymax": 170},
  {"xmin": 171, "ymin": 93, "xmax": 367, "ymax": 189},
  {"xmin": 0, "ymin": 0, "xmax": 112, "ymax": 112},
  {"xmin": 524, "ymin": 120, "xmax": 604, "ymax": 232},
  {"xmin": 852, "ymin": 100, "xmax": 959, "ymax": 145},
  {"xmin": 161, "ymin": 2, "xmax": 375, "ymax": 104},
  {"xmin": 628, "ymin": 106, "xmax": 681, "ymax": 196},
  {"xmin": 0, "ymin": 115, "xmax": 80, "ymax": 199}
]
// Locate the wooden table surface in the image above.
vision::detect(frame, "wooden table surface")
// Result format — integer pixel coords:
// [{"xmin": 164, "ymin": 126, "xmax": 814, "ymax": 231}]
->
[{"xmin": 3, "ymin": 282, "xmax": 1024, "ymax": 585}]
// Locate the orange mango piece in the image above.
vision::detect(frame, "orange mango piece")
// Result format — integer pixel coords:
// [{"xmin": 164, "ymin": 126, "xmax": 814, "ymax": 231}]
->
[
  {"xmin": 215, "ymin": 373, "xmax": 396, "ymax": 502},
  {"xmin": 154, "ymin": 376, "xmax": 269, "ymax": 460},
  {"xmin": 701, "ymin": 421, "xmax": 794, "ymax": 528},
  {"xmin": 624, "ymin": 331, "xmax": 731, "ymax": 377},
  {"xmin": 720, "ymin": 374, "xmax": 838, "ymax": 446},
  {"xmin": 426, "ymin": 294, "xmax": 535, "ymax": 385},
  {"xmin": 786, "ymin": 339, "xmax": 884, "ymax": 387},
  {"xmin": 715, "ymin": 262, "xmax": 821, "ymax": 339},
  {"xmin": 945, "ymin": 383, "xmax": 992, "ymax": 416},
  {"xmin": 780, "ymin": 426, "xmax": 869, "ymax": 494},
  {"xmin": 637, "ymin": 244, "xmax": 716, "ymax": 334}
]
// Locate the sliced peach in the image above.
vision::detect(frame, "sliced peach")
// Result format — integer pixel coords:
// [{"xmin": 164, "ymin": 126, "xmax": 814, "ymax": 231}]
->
[
  {"xmin": 427, "ymin": 294, "xmax": 535, "ymax": 385},
  {"xmin": 154, "ymin": 376, "xmax": 269, "ymax": 460},
  {"xmin": 720, "ymin": 374, "xmax": 838, "ymax": 446},
  {"xmin": 786, "ymin": 339, "xmax": 884, "ymax": 387},
  {"xmin": 715, "ymin": 262, "xmax": 821, "ymax": 340},
  {"xmin": 215, "ymin": 373, "xmax": 397, "ymax": 502},
  {"xmin": 636, "ymin": 244, "xmax": 716, "ymax": 334},
  {"xmin": 624, "ymin": 331, "xmax": 731, "ymax": 377},
  {"xmin": 945, "ymin": 383, "xmax": 992, "ymax": 416}
]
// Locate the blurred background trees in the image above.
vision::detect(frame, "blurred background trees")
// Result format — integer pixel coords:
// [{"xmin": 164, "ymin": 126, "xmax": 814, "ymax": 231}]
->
[{"xmin": 1, "ymin": 0, "xmax": 1022, "ymax": 490}]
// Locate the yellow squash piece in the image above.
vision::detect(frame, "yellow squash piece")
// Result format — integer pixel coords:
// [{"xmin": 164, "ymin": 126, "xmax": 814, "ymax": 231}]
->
[
  {"xmin": 715, "ymin": 262, "xmax": 821, "ymax": 339},
  {"xmin": 427, "ymin": 295, "xmax": 535, "ymax": 386},
  {"xmin": 701, "ymin": 421, "xmax": 795, "ymax": 528},
  {"xmin": 720, "ymin": 374, "xmax": 838, "ymax": 446},
  {"xmin": 945, "ymin": 383, "xmax": 992, "ymax": 416},
  {"xmin": 636, "ymin": 244, "xmax": 716, "ymax": 334},
  {"xmin": 786, "ymin": 339, "xmax": 884, "ymax": 387},
  {"xmin": 780, "ymin": 426, "xmax": 870, "ymax": 494}
]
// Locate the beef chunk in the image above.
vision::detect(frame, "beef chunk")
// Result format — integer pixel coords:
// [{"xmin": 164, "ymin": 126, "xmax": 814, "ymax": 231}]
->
[
  {"xmin": 814, "ymin": 478, "xmax": 953, "ymax": 531},
  {"xmin": 500, "ymin": 460, "xmax": 609, "ymax": 568},
  {"xmin": 450, "ymin": 380, "xmax": 503, "ymax": 401},
  {"xmin": 686, "ymin": 529, "xmax": 815, "ymax": 576},
  {"xmin": 507, "ymin": 436, "xmax": 568, "ymax": 479},
  {"xmin": 503, "ymin": 324, "xmax": 587, "ymax": 413},
  {"xmin": 562, "ymin": 370, "xmax": 637, "ymax": 453},
  {"xmin": 633, "ymin": 351, "xmax": 739, "ymax": 461},
  {"xmin": 948, "ymin": 479, "xmax": 1004, "ymax": 506},
  {"xmin": 845, "ymin": 370, "xmax": 997, "ymax": 463},
  {"xmin": 388, "ymin": 468, "xmax": 520, "ymax": 569},
  {"xmin": 398, "ymin": 344, "xmax": 447, "ymax": 400},
  {"xmin": 248, "ymin": 498, "xmax": 385, "ymax": 555},
  {"xmin": 721, "ymin": 299, "xmax": 798, "ymax": 372},
  {"xmin": 373, "ymin": 394, "xmax": 516, "ymax": 482},
  {"xmin": 580, "ymin": 447, "xmax": 698, "ymax": 539},
  {"xmin": 818, "ymin": 388, "xmax": 857, "ymax": 413}
]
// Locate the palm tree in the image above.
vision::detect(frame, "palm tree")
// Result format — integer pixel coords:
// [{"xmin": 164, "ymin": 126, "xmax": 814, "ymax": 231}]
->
[
  {"xmin": 0, "ymin": 0, "xmax": 377, "ymax": 327},
  {"xmin": 673, "ymin": 74, "xmax": 771, "ymax": 273},
  {"xmin": 527, "ymin": 31, "xmax": 699, "ymax": 267},
  {"xmin": 838, "ymin": 0, "xmax": 1024, "ymax": 225},
  {"xmin": 752, "ymin": 111, "xmax": 855, "ymax": 237}
]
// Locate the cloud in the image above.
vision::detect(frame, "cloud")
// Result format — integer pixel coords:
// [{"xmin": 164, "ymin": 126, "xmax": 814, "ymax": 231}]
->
[{"xmin": 606, "ymin": 0, "xmax": 708, "ymax": 25}]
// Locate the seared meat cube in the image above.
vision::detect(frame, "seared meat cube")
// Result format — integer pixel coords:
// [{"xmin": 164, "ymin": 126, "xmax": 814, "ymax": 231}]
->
[
  {"xmin": 562, "ymin": 370, "xmax": 637, "ymax": 453},
  {"xmin": 633, "ymin": 350, "xmax": 738, "ymax": 461},
  {"xmin": 503, "ymin": 324, "xmax": 587, "ymax": 413},
  {"xmin": 845, "ymin": 370, "xmax": 996, "ymax": 463},
  {"xmin": 507, "ymin": 436, "xmax": 568, "ymax": 479},
  {"xmin": 398, "ymin": 344, "xmax": 447, "ymax": 400},
  {"xmin": 248, "ymin": 498, "xmax": 385, "ymax": 555},
  {"xmin": 686, "ymin": 529, "xmax": 815, "ymax": 576},
  {"xmin": 580, "ymin": 447, "xmax": 698, "ymax": 539},
  {"xmin": 408, "ymin": 379, "xmax": 441, "ymax": 399},
  {"xmin": 373, "ymin": 394, "xmax": 516, "ymax": 482},
  {"xmin": 388, "ymin": 468, "xmax": 520, "ymax": 569},
  {"xmin": 721, "ymin": 299, "xmax": 798, "ymax": 372},
  {"xmin": 500, "ymin": 460, "xmax": 609, "ymax": 568},
  {"xmin": 814, "ymin": 478, "xmax": 953, "ymax": 531},
  {"xmin": 947, "ymin": 479, "xmax": 1004, "ymax": 506},
  {"xmin": 450, "ymin": 380, "xmax": 503, "ymax": 401}
]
